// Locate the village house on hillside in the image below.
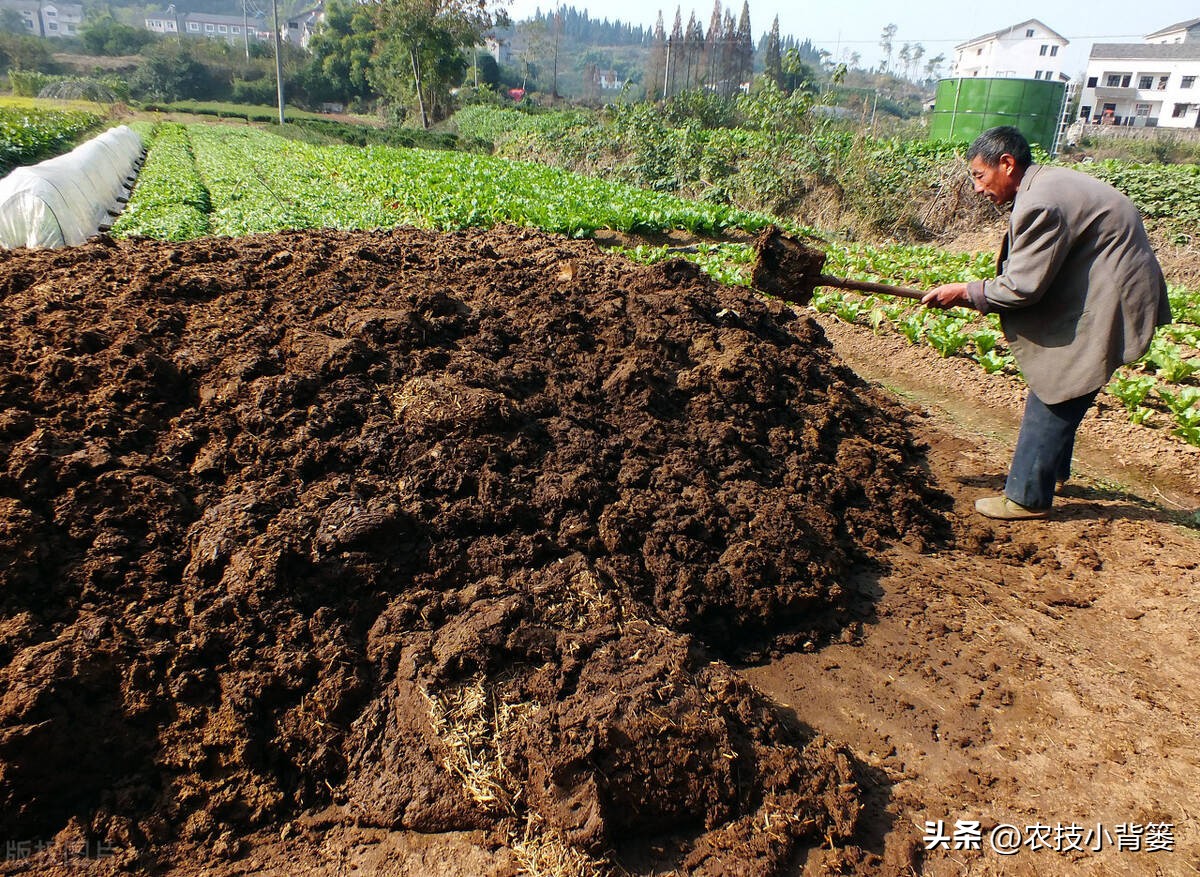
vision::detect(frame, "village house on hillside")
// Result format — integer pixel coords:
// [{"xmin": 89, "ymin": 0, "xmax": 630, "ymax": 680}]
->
[
  {"xmin": 482, "ymin": 35, "xmax": 511, "ymax": 66},
  {"xmin": 284, "ymin": 3, "xmax": 323, "ymax": 49},
  {"xmin": 0, "ymin": 0, "xmax": 82, "ymax": 37},
  {"xmin": 1078, "ymin": 18, "xmax": 1200, "ymax": 129},
  {"xmin": 593, "ymin": 68, "xmax": 624, "ymax": 90},
  {"xmin": 144, "ymin": 6, "xmax": 267, "ymax": 44},
  {"xmin": 951, "ymin": 18, "xmax": 1069, "ymax": 82}
]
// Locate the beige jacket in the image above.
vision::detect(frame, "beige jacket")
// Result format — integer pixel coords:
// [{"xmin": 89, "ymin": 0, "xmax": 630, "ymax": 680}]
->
[{"xmin": 966, "ymin": 164, "xmax": 1171, "ymax": 405}]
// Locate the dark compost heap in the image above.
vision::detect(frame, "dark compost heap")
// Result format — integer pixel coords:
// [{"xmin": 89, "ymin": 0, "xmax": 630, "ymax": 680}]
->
[{"xmin": 0, "ymin": 226, "xmax": 946, "ymax": 873}]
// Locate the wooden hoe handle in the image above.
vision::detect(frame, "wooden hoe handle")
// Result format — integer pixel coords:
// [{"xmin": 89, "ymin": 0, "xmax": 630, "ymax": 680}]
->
[{"xmin": 817, "ymin": 274, "xmax": 927, "ymax": 301}]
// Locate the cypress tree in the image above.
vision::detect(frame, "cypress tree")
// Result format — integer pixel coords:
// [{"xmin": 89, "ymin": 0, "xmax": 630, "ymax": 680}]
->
[
  {"xmin": 764, "ymin": 14, "xmax": 782, "ymax": 88},
  {"xmin": 646, "ymin": 10, "xmax": 666, "ymax": 99},
  {"xmin": 735, "ymin": 0, "xmax": 752, "ymax": 92},
  {"xmin": 668, "ymin": 7, "xmax": 683, "ymax": 97},
  {"xmin": 703, "ymin": 0, "xmax": 722, "ymax": 89}
]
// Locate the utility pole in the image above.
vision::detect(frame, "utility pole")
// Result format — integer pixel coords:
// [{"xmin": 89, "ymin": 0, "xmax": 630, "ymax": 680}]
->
[
  {"xmin": 663, "ymin": 36, "xmax": 672, "ymax": 99},
  {"xmin": 551, "ymin": 10, "xmax": 561, "ymax": 101},
  {"xmin": 242, "ymin": 0, "xmax": 249, "ymax": 60},
  {"xmin": 271, "ymin": 0, "xmax": 285, "ymax": 124}
]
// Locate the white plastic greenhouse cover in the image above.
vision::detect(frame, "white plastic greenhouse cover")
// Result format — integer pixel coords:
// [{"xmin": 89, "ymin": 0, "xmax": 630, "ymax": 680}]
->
[{"xmin": 0, "ymin": 125, "xmax": 144, "ymax": 249}]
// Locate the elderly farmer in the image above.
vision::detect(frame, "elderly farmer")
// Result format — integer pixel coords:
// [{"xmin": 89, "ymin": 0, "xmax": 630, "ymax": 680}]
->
[{"xmin": 922, "ymin": 126, "xmax": 1171, "ymax": 520}]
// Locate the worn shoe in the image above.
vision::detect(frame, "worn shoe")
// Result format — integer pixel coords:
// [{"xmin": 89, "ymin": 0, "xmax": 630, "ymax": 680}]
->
[{"xmin": 974, "ymin": 495, "xmax": 1050, "ymax": 520}]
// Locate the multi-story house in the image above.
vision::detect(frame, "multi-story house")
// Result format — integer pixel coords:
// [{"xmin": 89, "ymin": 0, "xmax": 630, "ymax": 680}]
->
[
  {"xmin": 1078, "ymin": 19, "xmax": 1200, "ymax": 128},
  {"xmin": 482, "ymin": 36, "xmax": 510, "ymax": 67},
  {"xmin": 144, "ymin": 7, "xmax": 268, "ymax": 45},
  {"xmin": 0, "ymin": 0, "xmax": 81, "ymax": 38},
  {"xmin": 38, "ymin": 1, "xmax": 81, "ymax": 37},
  {"xmin": 284, "ymin": 3, "xmax": 322, "ymax": 48},
  {"xmin": 951, "ymin": 19, "xmax": 1070, "ymax": 82},
  {"xmin": 143, "ymin": 8, "xmax": 179, "ymax": 36},
  {"xmin": 180, "ymin": 12, "xmax": 267, "ymax": 44},
  {"xmin": 142, "ymin": 8, "xmax": 177, "ymax": 36}
]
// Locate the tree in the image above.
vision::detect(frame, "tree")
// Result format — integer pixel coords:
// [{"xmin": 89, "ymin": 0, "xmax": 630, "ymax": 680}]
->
[
  {"xmin": 298, "ymin": 0, "xmax": 376, "ymax": 105},
  {"xmin": 474, "ymin": 50, "xmax": 499, "ymax": 89},
  {"xmin": 780, "ymin": 46, "xmax": 816, "ymax": 95},
  {"xmin": 370, "ymin": 0, "xmax": 502, "ymax": 129},
  {"xmin": 702, "ymin": 0, "xmax": 721, "ymax": 89},
  {"xmin": 80, "ymin": 14, "xmax": 156, "ymax": 56},
  {"xmin": 582, "ymin": 61, "xmax": 600, "ymax": 103},
  {"xmin": 645, "ymin": 10, "xmax": 665, "ymax": 100},
  {"xmin": 734, "ymin": 1, "xmax": 752, "ymax": 93},
  {"xmin": 763, "ymin": 15, "xmax": 781, "ymax": 89},
  {"xmin": 910, "ymin": 43, "xmax": 925, "ymax": 81},
  {"xmin": 0, "ymin": 33, "xmax": 53, "ymax": 71},
  {"xmin": 879, "ymin": 22, "xmax": 897, "ymax": 74},
  {"xmin": 717, "ymin": 8, "xmax": 735, "ymax": 95},
  {"xmin": 517, "ymin": 18, "xmax": 550, "ymax": 91},
  {"xmin": 667, "ymin": 7, "xmax": 683, "ymax": 98},
  {"xmin": 683, "ymin": 11, "xmax": 703, "ymax": 90},
  {"xmin": 924, "ymin": 52, "xmax": 944, "ymax": 82},
  {"xmin": 0, "ymin": 9, "xmax": 26, "ymax": 36},
  {"xmin": 128, "ymin": 41, "xmax": 214, "ymax": 102}
]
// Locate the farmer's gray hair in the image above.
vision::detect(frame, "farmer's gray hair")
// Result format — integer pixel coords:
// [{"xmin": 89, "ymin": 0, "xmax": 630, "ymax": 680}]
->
[{"xmin": 967, "ymin": 126, "xmax": 1033, "ymax": 169}]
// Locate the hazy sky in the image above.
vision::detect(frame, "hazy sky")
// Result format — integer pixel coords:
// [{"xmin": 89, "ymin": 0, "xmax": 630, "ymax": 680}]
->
[{"xmin": 502, "ymin": 1, "xmax": 1197, "ymax": 77}]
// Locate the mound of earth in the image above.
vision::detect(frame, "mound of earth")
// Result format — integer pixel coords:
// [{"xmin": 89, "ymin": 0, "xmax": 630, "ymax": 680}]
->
[{"xmin": 0, "ymin": 226, "xmax": 947, "ymax": 873}]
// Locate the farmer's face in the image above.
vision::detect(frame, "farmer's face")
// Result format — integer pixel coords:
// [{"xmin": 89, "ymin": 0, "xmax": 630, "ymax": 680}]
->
[{"xmin": 969, "ymin": 154, "xmax": 1022, "ymax": 205}]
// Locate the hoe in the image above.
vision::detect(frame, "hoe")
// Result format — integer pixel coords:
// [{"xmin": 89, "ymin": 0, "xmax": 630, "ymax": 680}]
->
[{"xmin": 750, "ymin": 225, "xmax": 928, "ymax": 305}]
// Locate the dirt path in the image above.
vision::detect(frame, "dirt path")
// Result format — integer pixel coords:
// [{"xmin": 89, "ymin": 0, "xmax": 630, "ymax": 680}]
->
[{"xmin": 744, "ymin": 314, "xmax": 1200, "ymax": 876}]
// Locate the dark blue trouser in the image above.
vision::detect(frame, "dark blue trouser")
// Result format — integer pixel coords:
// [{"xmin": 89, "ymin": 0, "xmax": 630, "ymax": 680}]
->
[{"xmin": 1005, "ymin": 388, "xmax": 1100, "ymax": 510}]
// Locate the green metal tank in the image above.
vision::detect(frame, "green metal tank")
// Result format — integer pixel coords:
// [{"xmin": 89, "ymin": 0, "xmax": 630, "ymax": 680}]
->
[{"xmin": 929, "ymin": 78, "xmax": 1066, "ymax": 152}]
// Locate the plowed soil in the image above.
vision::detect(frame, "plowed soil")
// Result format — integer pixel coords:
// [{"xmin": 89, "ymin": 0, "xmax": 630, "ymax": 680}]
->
[{"xmin": 0, "ymin": 227, "xmax": 949, "ymax": 875}]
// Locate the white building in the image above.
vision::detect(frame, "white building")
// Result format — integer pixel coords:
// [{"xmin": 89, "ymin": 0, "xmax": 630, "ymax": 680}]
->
[
  {"xmin": 143, "ymin": 9, "xmax": 179, "ymax": 36},
  {"xmin": 1145, "ymin": 17, "xmax": 1200, "ymax": 45},
  {"xmin": 180, "ymin": 12, "xmax": 267, "ymax": 43},
  {"xmin": 37, "ymin": 1, "xmax": 81, "ymax": 37},
  {"xmin": 284, "ymin": 3, "xmax": 323, "ymax": 49},
  {"xmin": 1078, "ymin": 22, "xmax": 1200, "ymax": 129},
  {"xmin": 952, "ymin": 18, "xmax": 1069, "ymax": 82},
  {"xmin": 594, "ymin": 69, "xmax": 624, "ymax": 90},
  {"xmin": 0, "ymin": 0, "xmax": 81, "ymax": 37},
  {"xmin": 144, "ymin": 8, "xmax": 268, "ymax": 44},
  {"xmin": 483, "ymin": 36, "xmax": 511, "ymax": 66}
]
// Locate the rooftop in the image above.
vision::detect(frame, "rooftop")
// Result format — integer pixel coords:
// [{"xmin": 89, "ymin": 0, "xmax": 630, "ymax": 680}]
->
[
  {"xmin": 1145, "ymin": 18, "xmax": 1200, "ymax": 40},
  {"xmin": 1089, "ymin": 42, "xmax": 1200, "ymax": 61},
  {"xmin": 955, "ymin": 18, "xmax": 1068, "ymax": 51}
]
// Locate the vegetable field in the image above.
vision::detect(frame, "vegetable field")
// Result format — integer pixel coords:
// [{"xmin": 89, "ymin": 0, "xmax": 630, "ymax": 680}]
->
[
  {"xmin": 0, "ymin": 105, "xmax": 101, "ymax": 174},
  {"xmin": 454, "ymin": 104, "xmax": 1200, "ymax": 241},
  {"xmin": 114, "ymin": 123, "xmax": 769, "ymax": 240}
]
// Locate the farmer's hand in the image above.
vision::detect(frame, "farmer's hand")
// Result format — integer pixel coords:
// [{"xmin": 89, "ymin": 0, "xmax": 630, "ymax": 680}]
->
[{"xmin": 922, "ymin": 283, "xmax": 970, "ymax": 309}]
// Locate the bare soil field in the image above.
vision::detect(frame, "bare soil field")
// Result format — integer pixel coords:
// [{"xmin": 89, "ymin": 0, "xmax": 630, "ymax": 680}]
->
[{"xmin": 0, "ymin": 227, "xmax": 1197, "ymax": 876}]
